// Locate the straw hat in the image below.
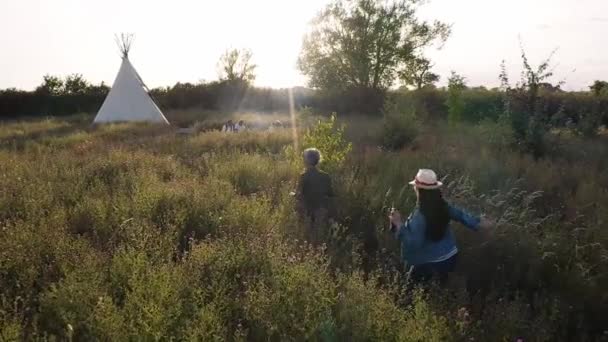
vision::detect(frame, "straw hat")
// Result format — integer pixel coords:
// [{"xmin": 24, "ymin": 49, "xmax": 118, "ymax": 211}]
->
[{"xmin": 408, "ymin": 169, "xmax": 443, "ymax": 190}]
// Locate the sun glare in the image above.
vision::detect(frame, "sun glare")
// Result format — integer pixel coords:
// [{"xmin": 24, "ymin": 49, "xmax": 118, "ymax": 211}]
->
[{"xmin": 288, "ymin": 87, "xmax": 299, "ymax": 152}]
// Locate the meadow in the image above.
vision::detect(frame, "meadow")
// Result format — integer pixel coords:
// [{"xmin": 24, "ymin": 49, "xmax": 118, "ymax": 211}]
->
[{"xmin": 0, "ymin": 109, "xmax": 607, "ymax": 341}]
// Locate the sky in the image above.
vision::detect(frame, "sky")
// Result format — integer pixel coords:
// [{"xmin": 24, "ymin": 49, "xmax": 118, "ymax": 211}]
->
[{"xmin": 1, "ymin": 0, "xmax": 607, "ymax": 91}]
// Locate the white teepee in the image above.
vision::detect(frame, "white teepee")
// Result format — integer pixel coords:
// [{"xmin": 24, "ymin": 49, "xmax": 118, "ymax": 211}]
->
[{"xmin": 94, "ymin": 35, "xmax": 169, "ymax": 124}]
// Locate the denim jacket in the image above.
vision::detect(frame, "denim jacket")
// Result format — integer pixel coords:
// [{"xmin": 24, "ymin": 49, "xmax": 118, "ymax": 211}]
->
[{"xmin": 394, "ymin": 204, "xmax": 480, "ymax": 266}]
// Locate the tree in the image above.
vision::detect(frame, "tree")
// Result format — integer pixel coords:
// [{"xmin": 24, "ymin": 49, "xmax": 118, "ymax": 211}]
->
[
  {"xmin": 446, "ymin": 71, "xmax": 466, "ymax": 124},
  {"xmin": 64, "ymin": 74, "xmax": 90, "ymax": 95},
  {"xmin": 217, "ymin": 48, "xmax": 257, "ymax": 84},
  {"xmin": 35, "ymin": 75, "xmax": 64, "ymax": 95},
  {"xmin": 500, "ymin": 46, "xmax": 559, "ymax": 158},
  {"xmin": 298, "ymin": 0, "xmax": 450, "ymax": 94},
  {"xmin": 538, "ymin": 82, "xmax": 562, "ymax": 93},
  {"xmin": 87, "ymin": 81, "xmax": 110, "ymax": 97},
  {"xmin": 590, "ymin": 80, "xmax": 608, "ymax": 96},
  {"xmin": 400, "ymin": 56, "xmax": 439, "ymax": 89}
]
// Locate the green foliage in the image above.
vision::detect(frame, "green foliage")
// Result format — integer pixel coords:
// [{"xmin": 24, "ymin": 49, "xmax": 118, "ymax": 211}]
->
[
  {"xmin": 576, "ymin": 112, "xmax": 600, "ymax": 138},
  {"xmin": 446, "ymin": 71, "xmax": 467, "ymax": 125},
  {"xmin": 0, "ymin": 318, "xmax": 22, "ymax": 341},
  {"xmin": 211, "ymin": 153, "xmax": 294, "ymax": 196},
  {"xmin": 335, "ymin": 273, "xmax": 413, "ymax": 341},
  {"xmin": 34, "ymin": 73, "xmax": 98, "ymax": 96},
  {"xmin": 217, "ymin": 48, "xmax": 257, "ymax": 84},
  {"xmin": 36, "ymin": 75, "xmax": 65, "ymax": 95},
  {"xmin": 287, "ymin": 113, "xmax": 352, "ymax": 173},
  {"xmin": 381, "ymin": 97, "xmax": 420, "ymax": 150},
  {"xmin": 245, "ymin": 248, "xmax": 336, "ymax": 340},
  {"xmin": 298, "ymin": 0, "xmax": 450, "ymax": 93},
  {"xmin": 499, "ymin": 47, "xmax": 561, "ymax": 157},
  {"xmin": 589, "ymin": 80, "xmax": 608, "ymax": 96},
  {"xmin": 400, "ymin": 56, "xmax": 440, "ymax": 90},
  {"xmin": 64, "ymin": 74, "xmax": 90, "ymax": 95},
  {"xmin": 296, "ymin": 105, "xmax": 317, "ymax": 128},
  {"xmin": 477, "ymin": 114, "xmax": 515, "ymax": 151},
  {"xmin": 0, "ymin": 115, "xmax": 607, "ymax": 340}
]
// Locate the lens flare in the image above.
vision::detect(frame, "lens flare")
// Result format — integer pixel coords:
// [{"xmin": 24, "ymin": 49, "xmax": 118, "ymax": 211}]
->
[{"xmin": 288, "ymin": 87, "xmax": 299, "ymax": 152}]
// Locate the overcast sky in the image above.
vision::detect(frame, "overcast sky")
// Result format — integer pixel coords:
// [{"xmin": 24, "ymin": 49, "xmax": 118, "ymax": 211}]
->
[{"xmin": 1, "ymin": 0, "xmax": 606, "ymax": 91}]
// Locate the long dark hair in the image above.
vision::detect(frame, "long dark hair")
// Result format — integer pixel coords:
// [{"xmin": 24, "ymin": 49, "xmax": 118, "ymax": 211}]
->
[{"xmin": 418, "ymin": 188, "xmax": 450, "ymax": 241}]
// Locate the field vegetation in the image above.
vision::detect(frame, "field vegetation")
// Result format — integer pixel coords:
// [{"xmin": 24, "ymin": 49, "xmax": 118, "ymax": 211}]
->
[
  {"xmin": 0, "ymin": 105, "xmax": 607, "ymax": 340},
  {"xmin": 2, "ymin": 0, "xmax": 608, "ymax": 340}
]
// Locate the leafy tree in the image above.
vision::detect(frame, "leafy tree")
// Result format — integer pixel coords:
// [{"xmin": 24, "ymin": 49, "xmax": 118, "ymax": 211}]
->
[
  {"xmin": 36, "ymin": 75, "xmax": 64, "ymax": 95},
  {"xmin": 500, "ymin": 47, "xmax": 559, "ymax": 157},
  {"xmin": 64, "ymin": 74, "xmax": 90, "ymax": 95},
  {"xmin": 538, "ymin": 82, "xmax": 562, "ymax": 93},
  {"xmin": 446, "ymin": 71, "xmax": 466, "ymax": 124},
  {"xmin": 87, "ymin": 82, "xmax": 110, "ymax": 97},
  {"xmin": 298, "ymin": 0, "xmax": 450, "ymax": 94},
  {"xmin": 399, "ymin": 56, "xmax": 439, "ymax": 90},
  {"xmin": 217, "ymin": 48, "xmax": 257, "ymax": 84},
  {"xmin": 577, "ymin": 80, "xmax": 608, "ymax": 137},
  {"xmin": 590, "ymin": 80, "xmax": 608, "ymax": 96}
]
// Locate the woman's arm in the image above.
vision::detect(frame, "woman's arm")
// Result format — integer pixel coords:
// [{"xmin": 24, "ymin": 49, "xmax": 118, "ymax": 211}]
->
[{"xmin": 448, "ymin": 204, "xmax": 481, "ymax": 231}]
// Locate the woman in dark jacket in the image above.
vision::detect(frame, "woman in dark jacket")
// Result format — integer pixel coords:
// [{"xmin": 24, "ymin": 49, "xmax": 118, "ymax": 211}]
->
[{"xmin": 389, "ymin": 169, "xmax": 492, "ymax": 283}]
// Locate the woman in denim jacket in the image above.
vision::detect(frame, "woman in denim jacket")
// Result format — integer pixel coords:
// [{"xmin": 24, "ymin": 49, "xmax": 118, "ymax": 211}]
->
[{"xmin": 389, "ymin": 169, "xmax": 492, "ymax": 283}]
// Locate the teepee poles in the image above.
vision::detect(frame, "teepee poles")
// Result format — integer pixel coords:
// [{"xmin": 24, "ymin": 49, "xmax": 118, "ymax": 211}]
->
[{"xmin": 115, "ymin": 33, "xmax": 134, "ymax": 58}]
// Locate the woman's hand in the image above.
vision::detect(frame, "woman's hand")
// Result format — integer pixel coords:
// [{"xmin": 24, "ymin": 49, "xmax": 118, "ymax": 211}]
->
[{"xmin": 389, "ymin": 208, "xmax": 404, "ymax": 228}]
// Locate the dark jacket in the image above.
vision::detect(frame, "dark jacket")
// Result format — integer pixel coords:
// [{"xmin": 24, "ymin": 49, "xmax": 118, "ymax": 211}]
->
[{"xmin": 296, "ymin": 167, "xmax": 334, "ymax": 215}]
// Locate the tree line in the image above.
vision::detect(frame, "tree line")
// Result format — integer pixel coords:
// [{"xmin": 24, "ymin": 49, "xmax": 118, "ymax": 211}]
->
[{"xmin": 1, "ymin": 0, "xmax": 607, "ymax": 137}]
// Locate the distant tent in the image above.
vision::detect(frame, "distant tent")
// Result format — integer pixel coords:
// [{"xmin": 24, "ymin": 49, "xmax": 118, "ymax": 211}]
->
[{"xmin": 94, "ymin": 34, "xmax": 169, "ymax": 124}]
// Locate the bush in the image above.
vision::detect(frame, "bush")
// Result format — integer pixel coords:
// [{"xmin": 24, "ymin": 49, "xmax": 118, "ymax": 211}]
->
[
  {"xmin": 576, "ymin": 112, "xmax": 601, "ymax": 138},
  {"xmin": 477, "ymin": 114, "xmax": 515, "ymax": 151},
  {"xmin": 286, "ymin": 113, "xmax": 352, "ymax": 173},
  {"xmin": 381, "ymin": 98, "xmax": 420, "ymax": 150},
  {"xmin": 245, "ymin": 247, "xmax": 336, "ymax": 340},
  {"xmin": 446, "ymin": 72, "xmax": 467, "ymax": 125}
]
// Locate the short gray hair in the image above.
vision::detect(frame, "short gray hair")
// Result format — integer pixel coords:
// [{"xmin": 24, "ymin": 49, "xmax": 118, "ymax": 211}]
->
[{"xmin": 303, "ymin": 148, "xmax": 321, "ymax": 166}]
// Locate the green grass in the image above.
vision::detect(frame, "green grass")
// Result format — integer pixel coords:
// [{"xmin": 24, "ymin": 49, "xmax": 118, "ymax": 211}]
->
[{"xmin": 0, "ymin": 111, "xmax": 607, "ymax": 340}]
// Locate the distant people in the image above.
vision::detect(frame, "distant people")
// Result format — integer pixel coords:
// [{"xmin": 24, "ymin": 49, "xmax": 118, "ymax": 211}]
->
[
  {"xmin": 295, "ymin": 148, "xmax": 335, "ymax": 244},
  {"xmin": 268, "ymin": 120, "xmax": 283, "ymax": 132},
  {"xmin": 222, "ymin": 120, "xmax": 235, "ymax": 133},
  {"xmin": 235, "ymin": 120, "xmax": 247, "ymax": 132},
  {"xmin": 388, "ymin": 169, "xmax": 493, "ymax": 284}
]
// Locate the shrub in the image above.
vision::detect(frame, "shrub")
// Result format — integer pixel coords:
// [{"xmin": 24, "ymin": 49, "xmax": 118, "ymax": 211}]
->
[
  {"xmin": 381, "ymin": 105, "xmax": 420, "ymax": 150},
  {"xmin": 38, "ymin": 262, "xmax": 111, "ymax": 340},
  {"xmin": 1, "ymin": 113, "xmax": 607, "ymax": 340},
  {"xmin": 210, "ymin": 153, "xmax": 294, "ymax": 196},
  {"xmin": 446, "ymin": 72, "xmax": 467, "ymax": 125},
  {"xmin": 285, "ymin": 113, "xmax": 352, "ymax": 173},
  {"xmin": 245, "ymin": 247, "xmax": 337, "ymax": 340},
  {"xmin": 477, "ymin": 114, "xmax": 515, "ymax": 152},
  {"xmin": 576, "ymin": 112, "xmax": 601, "ymax": 138},
  {"xmin": 0, "ymin": 317, "xmax": 22, "ymax": 341},
  {"xmin": 109, "ymin": 249, "xmax": 185, "ymax": 339},
  {"xmin": 335, "ymin": 273, "xmax": 410, "ymax": 341}
]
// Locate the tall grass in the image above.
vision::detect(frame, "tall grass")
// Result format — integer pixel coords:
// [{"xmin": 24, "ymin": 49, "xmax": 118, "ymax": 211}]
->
[{"xmin": 0, "ymin": 112, "xmax": 606, "ymax": 340}]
